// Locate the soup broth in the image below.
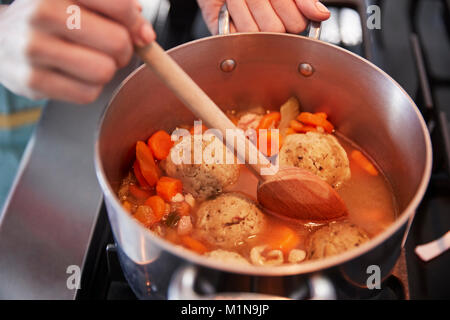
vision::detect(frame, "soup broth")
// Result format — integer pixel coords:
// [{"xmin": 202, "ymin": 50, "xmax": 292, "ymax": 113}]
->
[{"xmin": 118, "ymin": 99, "xmax": 397, "ymax": 266}]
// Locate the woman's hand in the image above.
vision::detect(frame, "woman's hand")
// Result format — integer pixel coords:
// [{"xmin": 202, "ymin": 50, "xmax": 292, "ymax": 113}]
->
[
  {"xmin": 198, "ymin": 0, "xmax": 330, "ymax": 35},
  {"xmin": 0, "ymin": 0, "xmax": 155, "ymax": 103}
]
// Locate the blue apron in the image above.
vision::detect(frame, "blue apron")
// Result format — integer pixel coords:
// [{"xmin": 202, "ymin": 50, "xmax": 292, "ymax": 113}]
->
[
  {"xmin": 0, "ymin": 0, "xmax": 48, "ymax": 208},
  {"xmin": 0, "ymin": 88, "xmax": 47, "ymax": 211}
]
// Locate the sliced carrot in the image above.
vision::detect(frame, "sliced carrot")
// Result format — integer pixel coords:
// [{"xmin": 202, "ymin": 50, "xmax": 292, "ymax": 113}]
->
[
  {"xmin": 133, "ymin": 160, "xmax": 150, "ymax": 189},
  {"xmin": 165, "ymin": 228, "xmax": 180, "ymax": 244},
  {"xmin": 258, "ymin": 130, "xmax": 282, "ymax": 156},
  {"xmin": 297, "ymin": 112, "xmax": 334, "ymax": 133},
  {"xmin": 134, "ymin": 205, "xmax": 158, "ymax": 227},
  {"xmin": 289, "ymin": 119, "xmax": 317, "ymax": 133},
  {"xmin": 148, "ymin": 130, "xmax": 174, "ymax": 160},
  {"xmin": 289, "ymin": 119, "xmax": 303, "ymax": 131},
  {"xmin": 351, "ymin": 150, "xmax": 379, "ymax": 176},
  {"xmin": 301, "ymin": 126, "xmax": 318, "ymax": 133},
  {"xmin": 257, "ymin": 112, "xmax": 281, "ymax": 130},
  {"xmin": 314, "ymin": 112, "xmax": 328, "ymax": 119},
  {"xmin": 189, "ymin": 124, "xmax": 208, "ymax": 135},
  {"xmin": 285, "ymin": 127, "xmax": 296, "ymax": 136},
  {"xmin": 144, "ymin": 195, "xmax": 166, "ymax": 221},
  {"xmin": 129, "ymin": 184, "xmax": 153, "ymax": 200},
  {"xmin": 136, "ymin": 141, "xmax": 160, "ymax": 186},
  {"xmin": 181, "ymin": 236, "xmax": 208, "ymax": 254},
  {"xmin": 156, "ymin": 176, "xmax": 183, "ymax": 201},
  {"xmin": 267, "ymin": 225, "xmax": 300, "ymax": 253}
]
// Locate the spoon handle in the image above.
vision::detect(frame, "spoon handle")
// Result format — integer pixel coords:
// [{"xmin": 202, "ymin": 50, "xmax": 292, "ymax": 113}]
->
[{"xmin": 136, "ymin": 42, "xmax": 275, "ymax": 180}]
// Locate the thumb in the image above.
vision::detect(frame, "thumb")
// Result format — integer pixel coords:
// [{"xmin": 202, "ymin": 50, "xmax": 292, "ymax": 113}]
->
[
  {"xmin": 295, "ymin": 0, "xmax": 330, "ymax": 21},
  {"xmin": 197, "ymin": 0, "xmax": 226, "ymax": 35}
]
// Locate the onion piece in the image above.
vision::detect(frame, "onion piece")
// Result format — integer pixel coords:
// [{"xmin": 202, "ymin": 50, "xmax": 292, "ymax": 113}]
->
[
  {"xmin": 250, "ymin": 245, "xmax": 284, "ymax": 266},
  {"xmin": 278, "ymin": 97, "xmax": 300, "ymax": 137},
  {"xmin": 177, "ymin": 216, "xmax": 193, "ymax": 236},
  {"xmin": 288, "ymin": 249, "xmax": 306, "ymax": 263}
]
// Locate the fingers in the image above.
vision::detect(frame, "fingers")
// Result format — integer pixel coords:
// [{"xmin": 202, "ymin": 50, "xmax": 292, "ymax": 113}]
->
[
  {"xmin": 227, "ymin": 0, "xmax": 259, "ymax": 32},
  {"xmin": 294, "ymin": 0, "xmax": 330, "ymax": 21},
  {"xmin": 31, "ymin": 1, "xmax": 133, "ymax": 67},
  {"xmin": 230, "ymin": 21, "xmax": 237, "ymax": 33},
  {"xmin": 225, "ymin": 0, "xmax": 329, "ymax": 34},
  {"xmin": 27, "ymin": 31, "xmax": 117, "ymax": 85},
  {"xmin": 29, "ymin": 67, "xmax": 103, "ymax": 104},
  {"xmin": 197, "ymin": 0, "xmax": 229, "ymax": 35},
  {"xmin": 5, "ymin": 0, "xmax": 157, "ymax": 104},
  {"xmin": 63, "ymin": 9, "xmax": 133, "ymax": 68},
  {"xmin": 76, "ymin": 0, "xmax": 155, "ymax": 46},
  {"xmin": 270, "ymin": 0, "xmax": 308, "ymax": 34},
  {"xmin": 246, "ymin": 0, "xmax": 285, "ymax": 33}
]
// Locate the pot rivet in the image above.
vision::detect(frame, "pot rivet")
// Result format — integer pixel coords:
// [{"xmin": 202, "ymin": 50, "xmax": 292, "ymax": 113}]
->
[
  {"xmin": 298, "ymin": 63, "xmax": 314, "ymax": 77},
  {"xmin": 220, "ymin": 59, "xmax": 236, "ymax": 72}
]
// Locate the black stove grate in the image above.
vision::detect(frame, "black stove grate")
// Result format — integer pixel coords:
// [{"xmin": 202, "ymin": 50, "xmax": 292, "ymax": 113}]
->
[{"xmin": 404, "ymin": 0, "xmax": 450, "ymax": 299}]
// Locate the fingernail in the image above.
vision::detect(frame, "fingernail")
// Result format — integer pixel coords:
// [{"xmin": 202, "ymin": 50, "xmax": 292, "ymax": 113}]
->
[
  {"xmin": 134, "ymin": 0, "xmax": 143, "ymax": 12},
  {"xmin": 140, "ymin": 23, "xmax": 155, "ymax": 44},
  {"xmin": 315, "ymin": 1, "xmax": 330, "ymax": 14}
]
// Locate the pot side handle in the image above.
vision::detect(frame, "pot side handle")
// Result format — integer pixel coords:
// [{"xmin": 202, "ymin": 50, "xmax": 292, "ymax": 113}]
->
[{"xmin": 218, "ymin": 3, "xmax": 322, "ymax": 40}]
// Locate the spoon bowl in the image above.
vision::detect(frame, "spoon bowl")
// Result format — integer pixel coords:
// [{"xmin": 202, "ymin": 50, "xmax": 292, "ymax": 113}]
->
[{"xmin": 257, "ymin": 167, "xmax": 347, "ymax": 222}]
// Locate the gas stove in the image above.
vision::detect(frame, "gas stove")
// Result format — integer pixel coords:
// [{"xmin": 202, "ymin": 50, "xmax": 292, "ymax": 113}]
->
[{"xmin": 0, "ymin": 0, "xmax": 448, "ymax": 299}]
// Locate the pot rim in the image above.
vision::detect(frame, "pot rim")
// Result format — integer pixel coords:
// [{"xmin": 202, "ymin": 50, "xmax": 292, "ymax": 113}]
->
[{"xmin": 94, "ymin": 32, "xmax": 432, "ymax": 276}]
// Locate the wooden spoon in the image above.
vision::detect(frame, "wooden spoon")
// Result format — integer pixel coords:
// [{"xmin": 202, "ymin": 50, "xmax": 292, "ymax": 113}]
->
[{"xmin": 136, "ymin": 42, "xmax": 347, "ymax": 222}]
